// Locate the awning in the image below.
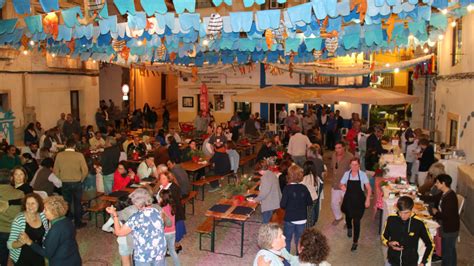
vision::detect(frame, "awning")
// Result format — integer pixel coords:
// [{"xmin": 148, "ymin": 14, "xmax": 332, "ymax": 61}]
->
[
  {"xmin": 231, "ymin": 86, "xmax": 337, "ymax": 104},
  {"xmin": 320, "ymin": 87, "xmax": 419, "ymax": 105}
]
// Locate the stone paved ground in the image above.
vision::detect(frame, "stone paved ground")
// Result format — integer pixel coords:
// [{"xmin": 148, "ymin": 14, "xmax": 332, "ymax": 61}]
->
[{"xmin": 78, "ymin": 151, "xmax": 474, "ymax": 266}]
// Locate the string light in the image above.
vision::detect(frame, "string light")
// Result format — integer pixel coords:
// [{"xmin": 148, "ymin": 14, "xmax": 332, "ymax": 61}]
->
[
  {"xmin": 468, "ymin": 4, "xmax": 474, "ymax": 12},
  {"xmin": 22, "ymin": 50, "xmax": 28, "ymax": 55},
  {"xmin": 51, "ymin": 53, "xmax": 56, "ymax": 58},
  {"xmin": 385, "ymin": 63, "xmax": 390, "ymax": 67},
  {"xmin": 451, "ymin": 21, "xmax": 457, "ymax": 27},
  {"xmin": 92, "ymin": 60, "xmax": 96, "ymax": 63},
  {"xmin": 423, "ymin": 47, "xmax": 429, "ymax": 53},
  {"xmin": 394, "ymin": 68, "xmax": 400, "ymax": 73},
  {"xmin": 441, "ymin": 9, "xmax": 448, "ymax": 15},
  {"xmin": 202, "ymin": 39, "xmax": 209, "ymax": 46},
  {"xmin": 438, "ymin": 35, "xmax": 444, "ymax": 40},
  {"xmin": 137, "ymin": 40, "xmax": 143, "ymax": 46},
  {"xmin": 29, "ymin": 40, "xmax": 35, "ymax": 46}
]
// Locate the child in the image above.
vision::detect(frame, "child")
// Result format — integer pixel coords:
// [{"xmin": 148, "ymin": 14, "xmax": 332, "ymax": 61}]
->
[{"xmin": 159, "ymin": 189, "xmax": 180, "ymax": 266}]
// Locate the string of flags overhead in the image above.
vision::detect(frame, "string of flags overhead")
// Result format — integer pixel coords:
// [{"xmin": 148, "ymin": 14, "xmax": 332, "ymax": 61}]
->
[{"xmin": 0, "ymin": 0, "xmax": 472, "ymax": 68}]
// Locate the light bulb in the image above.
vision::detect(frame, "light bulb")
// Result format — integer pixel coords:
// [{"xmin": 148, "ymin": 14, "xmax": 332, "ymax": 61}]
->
[
  {"xmin": 92, "ymin": 60, "xmax": 96, "ymax": 63},
  {"xmin": 438, "ymin": 35, "xmax": 444, "ymax": 40},
  {"xmin": 394, "ymin": 68, "xmax": 400, "ymax": 73},
  {"xmin": 29, "ymin": 40, "xmax": 35, "ymax": 46},
  {"xmin": 441, "ymin": 9, "xmax": 448, "ymax": 15},
  {"xmin": 423, "ymin": 47, "xmax": 429, "ymax": 54},
  {"xmin": 385, "ymin": 63, "xmax": 390, "ymax": 67},
  {"xmin": 51, "ymin": 53, "xmax": 56, "ymax": 58},
  {"xmin": 23, "ymin": 50, "xmax": 28, "ymax": 55},
  {"xmin": 137, "ymin": 40, "xmax": 143, "ymax": 46},
  {"xmin": 202, "ymin": 39, "xmax": 209, "ymax": 46},
  {"xmin": 451, "ymin": 21, "xmax": 457, "ymax": 28},
  {"xmin": 467, "ymin": 4, "xmax": 474, "ymax": 12}
]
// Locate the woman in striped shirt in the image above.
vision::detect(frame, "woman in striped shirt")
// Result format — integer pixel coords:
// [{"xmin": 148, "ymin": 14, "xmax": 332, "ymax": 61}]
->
[{"xmin": 7, "ymin": 193, "xmax": 49, "ymax": 265}]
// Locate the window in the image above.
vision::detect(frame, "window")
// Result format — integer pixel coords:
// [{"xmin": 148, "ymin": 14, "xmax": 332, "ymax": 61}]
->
[
  {"xmin": 446, "ymin": 112, "xmax": 460, "ymax": 147},
  {"xmin": 380, "ymin": 73, "xmax": 394, "ymax": 88},
  {"xmin": 0, "ymin": 93, "xmax": 9, "ymax": 110},
  {"xmin": 452, "ymin": 18, "xmax": 462, "ymax": 66},
  {"xmin": 300, "ymin": 74, "xmax": 337, "ymax": 86},
  {"xmin": 70, "ymin": 90, "xmax": 80, "ymax": 122}
]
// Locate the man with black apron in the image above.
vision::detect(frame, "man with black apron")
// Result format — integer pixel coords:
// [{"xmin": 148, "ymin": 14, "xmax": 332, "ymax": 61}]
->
[{"xmin": 340, "ymin": 158, "xmax": 372, "ymax": 252}]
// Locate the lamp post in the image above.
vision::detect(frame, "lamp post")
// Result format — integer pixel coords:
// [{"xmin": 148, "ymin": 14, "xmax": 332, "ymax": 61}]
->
[{"xmin": 122, "ymin": 84, "xmax": 129, "ymax": 101}]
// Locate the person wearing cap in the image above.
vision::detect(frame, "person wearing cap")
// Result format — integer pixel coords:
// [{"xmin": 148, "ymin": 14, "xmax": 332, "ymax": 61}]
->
[{"xmin": 382, "ymin": 196, "xmax": 434, "ymax": 266}]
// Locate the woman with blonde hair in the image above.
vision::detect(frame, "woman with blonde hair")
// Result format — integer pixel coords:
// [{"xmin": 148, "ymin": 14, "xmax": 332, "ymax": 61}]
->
[{"xmin": 280, "ymin": 164, "xmax": 312, "ymax": 253}]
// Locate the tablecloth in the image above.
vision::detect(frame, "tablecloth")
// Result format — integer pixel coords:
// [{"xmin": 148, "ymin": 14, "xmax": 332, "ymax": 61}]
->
[{"xmin": 439, "ymin": 158, "xmax": 466, "ymax": 192}]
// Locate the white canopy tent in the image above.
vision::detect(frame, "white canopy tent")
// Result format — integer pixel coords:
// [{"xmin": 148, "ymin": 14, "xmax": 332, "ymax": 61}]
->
[{"xmin": 320, "ymin": 87, "xmax": 419, "ymax": 105}]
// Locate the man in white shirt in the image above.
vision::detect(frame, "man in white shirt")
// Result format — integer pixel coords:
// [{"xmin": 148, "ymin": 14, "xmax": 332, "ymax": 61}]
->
[
  {"xmin": 165, "ymin": 128, "xmax": 182, "ymax": 144},
  {"xmin": 278, "ymin": 107, "xmax": 288, "ymax": 124},
  {"xmin": 137, "ymin": 154, "xmax": 158, "ymax": 180},
  {"xmin": 21, "ymin": 142, "xmax": 40, "ymax": 160},
  {"xmin": 287, "ymin": 129, "xmax": 312, "ymax": 167},
  {"xmin": 89, "ymin": 131, "xmax": 105, "ymax": 150}
]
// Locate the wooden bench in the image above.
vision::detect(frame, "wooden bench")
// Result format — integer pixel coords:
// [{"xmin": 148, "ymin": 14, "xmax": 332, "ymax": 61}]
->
[
  {"xmin": 87, "ymin": 201, "xmax": 109, "ymax": 228},
  {"xmin": 181, "ymin": 191, "xmax": 198, "ymax": 215},
  {"xmin": 196, "ymin": 217, "xmax": 215, "ymax": 252},
  {"xmin": 239, "ymin": 154, "xmax": 257, "ymax": 174},
  {"xmin": 192, "ymin": 175, "xmax": 224, "ymax": 201}
]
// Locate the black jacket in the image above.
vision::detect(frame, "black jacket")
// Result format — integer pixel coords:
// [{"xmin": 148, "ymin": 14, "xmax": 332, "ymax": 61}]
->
[
  {"xmin": 256, "ymin": 145, "xmax": 277, "ymax": 163},
  {"xmin": 382, "ymin": 214, "xmax": 434, "ymax": 265},
  {"xmin": 210, "ymin": 151, "xmax": 231, "ymax": 176},
  {"xmin": 431, "ymin": 190, "xmax": 460, "ymax": 233},
  {"xmin": 31, "ymin": 217, "xmax": 81, "ymax": 266},
  {"xmin": 419, "ymin": 145, "xmax": 435, "ymax": 172},
  {"xmin": 100, "ymin": 145, "xmax": 120, "ymax": 175}
]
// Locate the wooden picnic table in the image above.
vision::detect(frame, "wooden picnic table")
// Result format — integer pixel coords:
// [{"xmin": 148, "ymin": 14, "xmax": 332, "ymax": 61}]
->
[
  {"xmin": 181, "ymin": 157, "xmax": 210, "ymax": 172},
  {"xmin": 205, "ymin": 198, "xmax": 258, "ymax": 257}
]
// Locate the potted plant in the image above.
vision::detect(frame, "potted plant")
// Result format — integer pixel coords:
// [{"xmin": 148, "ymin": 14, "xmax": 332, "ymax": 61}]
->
[
  {"xmin": 221, "ymin": 175, "xmax": 255, "ymax": 204},
  {"xmin": 276, "ymin": 145, "xmax": 286, "ymax": 159},
  {"xmin": 188, "ymin": 150, "xmax": 204, "ymax": 163}
]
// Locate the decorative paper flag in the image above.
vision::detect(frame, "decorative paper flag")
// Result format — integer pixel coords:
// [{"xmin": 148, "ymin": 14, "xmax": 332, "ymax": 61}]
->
[
  {"xmin": 39, "ymin": 0, "xmax": 59, "ymax": 12},
  {"xmin": 114, "ymin": 0, "xmax": 135, "ymax": 15},
  {"xmin": 173, "ymin": 0, "xmax": 195, "ymax": 14},
  {"xmin": 140, "ymin": 0, "xmax": 167, "ymax": 16},
  {"xmin": 12, "ymin": 0, "xmax": 30, "ymax": 15}
]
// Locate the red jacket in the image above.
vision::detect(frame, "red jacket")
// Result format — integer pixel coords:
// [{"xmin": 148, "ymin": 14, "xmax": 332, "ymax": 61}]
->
[
  {"xmin": 345, "ymin": 128, "xmax": 359, "ymax": 154},
  {"xmin": 112, "ymin": 170, "xmax": 139, "ymax": 192}
]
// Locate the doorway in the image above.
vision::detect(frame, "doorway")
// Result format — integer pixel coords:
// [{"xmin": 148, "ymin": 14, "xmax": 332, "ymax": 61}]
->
[
  {"xmin": 70, "ymin": 90, "xmax": 80, "ymax": 122},
  {"xmin": 234, "ymin": 102, "xmax": 252, "ymax": 121}
]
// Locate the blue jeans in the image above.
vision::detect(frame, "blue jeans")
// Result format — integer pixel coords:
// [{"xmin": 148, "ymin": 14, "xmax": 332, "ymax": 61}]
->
[
  {"xmin": 103, "ymin": 173, "xmax": 114, "ymax": 194},
  {"xmin": 0, "ymin": 232, "xmax": 9, "ymax": 266},
  {"xmin": 165, "ymin": 233, "xmax": 180, "ymax": 266},
  {"xmin": 83, "ymin": 173, "xmax": 96, "ymax": 191},
  {"xmin": 283, "ymin": 221, "xmax": 306, "ymax": 253},
  {"xmin": 62, "ymin": 182, "xmax": 83, "ymax": 225},
  {"xmin": 134, "ymin": 259, "xmax": 165, "ymax": 266},
  {"xmin": 291, "ymin": 156, "xmax": 306, "ymax": 167},
  {"xmin": 442, "ymin": 233, "xmax": 458, "ymax": 266},
  {"xmin": 262, "ymin": 210, "xmax": 274, "ymax": 224}
]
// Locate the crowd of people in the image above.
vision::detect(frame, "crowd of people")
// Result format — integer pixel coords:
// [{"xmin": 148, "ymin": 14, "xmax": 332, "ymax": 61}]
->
[{"xmin": 0, "ymin": 102, "xmax": 462, "ymax": 266}]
